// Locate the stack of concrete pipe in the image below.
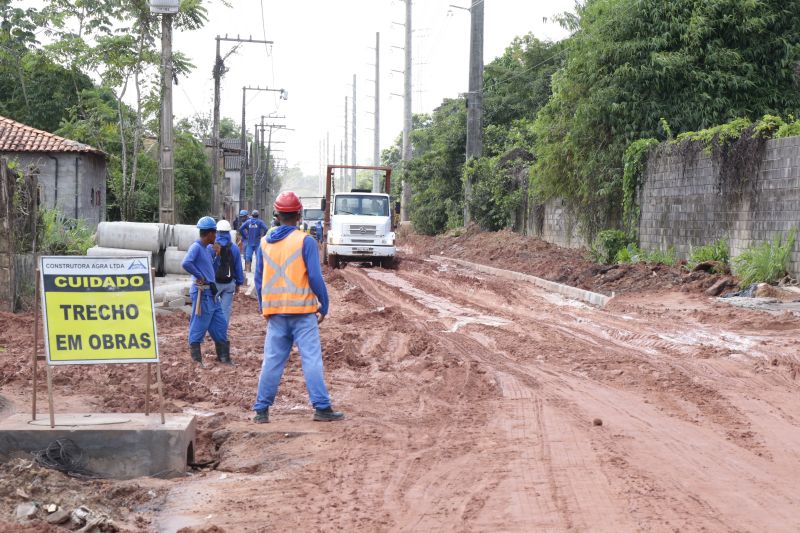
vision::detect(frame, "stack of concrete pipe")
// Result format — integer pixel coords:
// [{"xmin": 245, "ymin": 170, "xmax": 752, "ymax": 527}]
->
[
  {"xmin": 87, "ymin": 222, "xmax": 236, "ymax": 276},
  {"xmin": 89, "ymin": 222, "xmax": 166, "ymax": 272}
]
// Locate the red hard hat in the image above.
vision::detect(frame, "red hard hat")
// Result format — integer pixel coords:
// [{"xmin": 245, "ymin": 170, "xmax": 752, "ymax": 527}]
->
[{"xmin": 273, "ymin": 191, "xmax": 303, "ymax": 213}]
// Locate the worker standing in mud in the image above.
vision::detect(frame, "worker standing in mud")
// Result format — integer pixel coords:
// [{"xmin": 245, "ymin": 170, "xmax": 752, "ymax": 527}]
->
[
  {"xmin": 181, "ymin": 216, "xmax": 232, "ymax": 367},
  {"xmin": 241, "ymin": 210, "xmax": 268, "ymax": 273},
  {"xmin": 252, "ymin": 191, "xmax": 344, "ymax": 423},
  {"xmin": 232, "ymin": 209, "xmax": 249, "ymax": 254},
  {"xmin": 211, "ymin": 219, "xmax": 244, "ymax": 326}
]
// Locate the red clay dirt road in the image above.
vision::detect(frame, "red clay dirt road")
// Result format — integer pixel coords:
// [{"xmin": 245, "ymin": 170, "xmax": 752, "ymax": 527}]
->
[{"xmin": 2, "ymin": 241, "xmax": 800, "ymax": 532}]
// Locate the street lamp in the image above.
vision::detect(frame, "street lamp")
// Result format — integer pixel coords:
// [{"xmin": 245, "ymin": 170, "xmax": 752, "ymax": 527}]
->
[{"xmin": 148, "ymin": 0, "xmax": 180, "ymax": 14}]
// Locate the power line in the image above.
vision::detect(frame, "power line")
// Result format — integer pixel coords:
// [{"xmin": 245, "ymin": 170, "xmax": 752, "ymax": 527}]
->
[{"xmin": 260, "ymin": 0, "xmax": 278, "ymax": 107}]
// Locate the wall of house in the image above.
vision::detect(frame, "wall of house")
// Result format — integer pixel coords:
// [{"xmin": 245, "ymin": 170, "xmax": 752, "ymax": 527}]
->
[{"xmin": 0, "ymin": 152, "xmax": 106, "ymax": 227}]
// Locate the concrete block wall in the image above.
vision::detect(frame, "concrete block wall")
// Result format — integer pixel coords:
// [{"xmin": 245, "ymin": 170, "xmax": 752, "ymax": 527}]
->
[
  {"xmin": 639, "ymin": 136, "xmax": 800, "ymax": 276},
  {"xmin": 528, "ymin": 198, "xmax": 588, "ymax": 249}
]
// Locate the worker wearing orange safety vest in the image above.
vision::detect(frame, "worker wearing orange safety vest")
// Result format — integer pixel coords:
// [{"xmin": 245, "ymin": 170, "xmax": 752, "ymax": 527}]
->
[{"xmin": 251, "ymin": 191, "xmax": 344, "ymax": 424}]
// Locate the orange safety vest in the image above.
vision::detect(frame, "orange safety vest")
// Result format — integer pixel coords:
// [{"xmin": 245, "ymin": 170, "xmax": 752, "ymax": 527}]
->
[{"xmin": 260, "ymin": 229, "xmax": 319, "ymax": 316}]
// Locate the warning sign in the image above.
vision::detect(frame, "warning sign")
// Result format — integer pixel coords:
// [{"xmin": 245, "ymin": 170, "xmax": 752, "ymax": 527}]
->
[{"xmin": 39, "ymin": 256, "xmax": 159, "ymax": 365}]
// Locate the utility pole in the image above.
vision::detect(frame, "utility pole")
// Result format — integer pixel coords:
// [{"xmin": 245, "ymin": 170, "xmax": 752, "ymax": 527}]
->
[
  {"xmin": 238, "ymin": 86, "xmax": 286, "ymax": 214},
  {"xmin": 374, "ymin": 32, "xmax": 381, "ymax": 193},
  {"xmin": 352, "ymin": 74, "xmax": 357, "ymax": 190},
  {"xmin": 463, "ymin": 0, "xmax": 484, "ymax": 225},
  {"xmin": 211, "ymin": 35, "xmax": 274, "ymax": 217},
  {"xmin": 253, "ymin": 122, "xmax": 260, "ymax": 211},
  {"xmin": 401, "ymin": 0, "xmax": 413, "ymax": 222},
  {"xmin": 159, "ymin": 13, "xmax": 175, "ymax": 224},
  {"xmin": 344, "ymin": 96, "xmax": 349, "ymax": 179}
]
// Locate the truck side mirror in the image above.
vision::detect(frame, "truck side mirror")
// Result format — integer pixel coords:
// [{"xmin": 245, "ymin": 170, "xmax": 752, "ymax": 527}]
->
[{"xmin": 394, "ymin": 201, "xmax": 401, "ymax": 215}]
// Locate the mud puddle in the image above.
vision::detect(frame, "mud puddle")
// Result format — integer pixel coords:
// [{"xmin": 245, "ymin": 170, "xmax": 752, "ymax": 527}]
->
[{"xmin": 367, "ymin": 271, "xmax": 509, "ymax": 331}]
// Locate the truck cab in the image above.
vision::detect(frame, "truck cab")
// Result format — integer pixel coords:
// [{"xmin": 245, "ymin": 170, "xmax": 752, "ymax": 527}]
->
[{"xmin": 325, "ymin": 191, "xmax": 396, "ymax": 268}]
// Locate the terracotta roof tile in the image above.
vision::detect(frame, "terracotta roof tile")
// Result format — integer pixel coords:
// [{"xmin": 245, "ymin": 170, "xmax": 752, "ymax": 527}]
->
[{"xmin": 0, "ymin": 115, "xmax": 105, "ymax": 156}]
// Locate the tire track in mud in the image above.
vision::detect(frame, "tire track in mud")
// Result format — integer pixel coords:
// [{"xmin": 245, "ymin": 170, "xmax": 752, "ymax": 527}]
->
[
  {"xmin": 342, "ymin": 262, "xmax": 800, "ymax": 531},
  {"xmin": 391, "ymin": 265, "xmax": 773, "ymax": 457}
]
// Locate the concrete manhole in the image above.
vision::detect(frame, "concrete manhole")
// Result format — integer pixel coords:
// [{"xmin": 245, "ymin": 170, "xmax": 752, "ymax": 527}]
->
[{"xmin": 28, "ymin": 414, "xmax": 132, "ymax": 427}]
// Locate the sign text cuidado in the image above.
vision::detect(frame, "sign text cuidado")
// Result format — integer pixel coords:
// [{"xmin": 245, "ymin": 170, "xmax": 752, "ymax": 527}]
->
[{"xmin": 40, "ymin": 256, "xmax": 159, "ymax": 365}]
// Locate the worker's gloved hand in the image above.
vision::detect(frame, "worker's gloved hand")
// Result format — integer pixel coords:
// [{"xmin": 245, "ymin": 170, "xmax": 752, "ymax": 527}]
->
[
  {"xmin": 316, "ymin": 312, "xmax": 325, "ymax": 325},
  {"xmin": 209, "ymin": 282, "xmax": 218, "ymax": 296},
  {"xmin": 213, "ymin": 243, "xmax": 221, "ymax": 255}
]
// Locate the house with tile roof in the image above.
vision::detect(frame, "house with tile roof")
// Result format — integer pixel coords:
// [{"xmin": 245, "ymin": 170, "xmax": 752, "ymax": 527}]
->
[{"xmin": 0, "ymin": 115, "xmax": 107, "ymax": 227}]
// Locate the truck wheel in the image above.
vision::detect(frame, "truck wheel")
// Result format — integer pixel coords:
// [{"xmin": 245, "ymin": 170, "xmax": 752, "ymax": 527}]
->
[
  {"xmin": 329, "ymin": 254, "xmax": 340, "ymax": 269},
  {"xmin": 381, "ymin": 257, "xmax": 394, "ymax": 269}
]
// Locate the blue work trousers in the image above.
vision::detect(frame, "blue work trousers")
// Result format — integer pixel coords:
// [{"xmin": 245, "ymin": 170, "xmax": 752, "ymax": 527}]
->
[
  {"xmin": 244, "ymin": 244, "xmax": 258, "ymax": 263},
  {"xmin": 188, "ymin": 291, "xmax": 228, "ymax": 344},
  {"xmin": 216, "ymin": 280, "xmax": 236, "ymax": 325},
  {"xmin": 253, "ymin": 313, "xmax": 331, "ymax": 411}
]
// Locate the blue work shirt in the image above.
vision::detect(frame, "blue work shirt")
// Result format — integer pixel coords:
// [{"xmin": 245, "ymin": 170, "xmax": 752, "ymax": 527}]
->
[
  {"xmin": 254, "ymin": 225, "xmax": 329, "ymax": 316},
  {"xmin": 232, "ymin": 215, "xmax": 249, "ymax": 232},
  {"xmin": 242, "ymin": 218, "xmax": 268, "ymax": 247},
  {"xmin": 182, "ymin": 239, "xmax": 216, "ymax": 296},
  {"xmin": 210, "ymin": 231, "xmax": 245, "ymax": 286}
]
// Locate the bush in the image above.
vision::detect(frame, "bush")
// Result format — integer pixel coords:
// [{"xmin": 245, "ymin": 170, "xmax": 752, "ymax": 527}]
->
[
  {"xmin": 39, "ymin": 209, "xmax": 94, "ymax": 255},
  {"xmin": 616, "ymin": 243, "xmax": 676, "ymax": 266},
  {"xmin": 733, "ymin": 229, "xmax": 797, "ymax": 287},
  {"xmin": 590, "ymin": 230, "xmax": 630, "ymax": 264},
  {"xmin": 687, "ymin": 240, "xmax": 729, "ymax": 271}
]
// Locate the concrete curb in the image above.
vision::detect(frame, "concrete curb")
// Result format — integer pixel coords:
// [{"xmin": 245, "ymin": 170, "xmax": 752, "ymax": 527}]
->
[{"xmin": 432, "ymin": 256, "xmax": 612, "ymax": 308}]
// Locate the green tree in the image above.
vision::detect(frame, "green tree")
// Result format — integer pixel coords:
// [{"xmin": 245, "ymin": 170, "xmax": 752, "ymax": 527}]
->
[
  {"xmin": 174, "ymin": 127, "xmax": 212, "ymax": 223},
  {"xmin": 405, "ymin": 99, "xmax": 467, "ymax": 235},
  {"xmin": 0, "ymin": 49, "xmax": 93, "ymax": 132},
  {"xmin": 533, "ymin": 0, "xmax": 800, "ymax": 236}
]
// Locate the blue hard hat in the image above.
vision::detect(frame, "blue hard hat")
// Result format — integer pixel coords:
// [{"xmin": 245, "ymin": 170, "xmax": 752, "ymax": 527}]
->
[
  {"xmin": 196, "ymin": 216, "xmax": 217, "ymax": 230},
  {"xmin": 239, "ymin": 209, "xmax": 248, "ymax": 216}
]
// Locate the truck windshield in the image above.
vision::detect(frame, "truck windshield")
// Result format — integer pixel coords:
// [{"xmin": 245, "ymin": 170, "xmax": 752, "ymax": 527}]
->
[
  {"xmin": 304, "ymin": 209, "xmax": 324, "ymax": 220},
  {"xmin": 334, "ymin": 195, "xmax": 389, "ymax": 216}
]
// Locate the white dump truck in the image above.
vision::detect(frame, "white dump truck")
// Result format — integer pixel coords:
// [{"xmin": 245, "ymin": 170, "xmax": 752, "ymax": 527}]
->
[{"xmin": 322, "ymin": 165, "xmax": 398, "ymax": 269}]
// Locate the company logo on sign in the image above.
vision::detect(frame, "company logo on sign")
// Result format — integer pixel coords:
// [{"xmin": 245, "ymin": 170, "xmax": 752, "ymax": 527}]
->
[{"xmin": 128, "ymin": 259, "xmax": 148, "ymax": 271}]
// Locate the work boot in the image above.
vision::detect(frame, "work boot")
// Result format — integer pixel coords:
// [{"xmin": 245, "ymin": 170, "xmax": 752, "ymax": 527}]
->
[
  {"xmin": 216, "ymin": 341, "xmax": 234, "ymax": 366},
  {"xmin": 313, "ymin": 407, "xmax": 345, "ymax": 422},
  {"xmin": 190, "ymin": 343, "xmax": 204, "ymax": 368},
  {"xmin": 253, "ymin": 408, "xmax": 269, "ymax": 424}
]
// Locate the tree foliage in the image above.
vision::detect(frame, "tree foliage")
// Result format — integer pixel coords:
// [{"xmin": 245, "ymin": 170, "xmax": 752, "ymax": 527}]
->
[{"xmin": 533, "ymin": 0, "xmax": 800, "ymax": 237}]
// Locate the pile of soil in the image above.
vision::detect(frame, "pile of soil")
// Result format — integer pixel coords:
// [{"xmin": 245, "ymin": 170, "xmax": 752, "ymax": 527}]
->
[
  {"xmin": 409, "ymin": 226, "xmax": 731, "ymax": 296},
  {"xmin": 0, "ymin": 458, "xmax": 161, "ymax": 531}
]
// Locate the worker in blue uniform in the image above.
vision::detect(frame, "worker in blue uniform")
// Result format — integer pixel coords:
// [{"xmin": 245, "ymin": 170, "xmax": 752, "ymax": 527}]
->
[
  {"xmin": 241, "ymin": 209, "xmax": 269, "ymax": 273},
  {"xmin": 315, "ymin": 220, "xmax": 324, "ymax": 243},
  {"xmin": 252, "ymin": 191, "xmax": 343, "ymax": 424},
  {"xmin": 232, "ymin": 209, "xmax": 249, "ymax": 254},
  {"xmin": 181, "ymin": 216, "xmax": 232, "ymax": 367},
  {"xmin": 211, "ymin": 219, "xmax": 245, "ymax": 325}
]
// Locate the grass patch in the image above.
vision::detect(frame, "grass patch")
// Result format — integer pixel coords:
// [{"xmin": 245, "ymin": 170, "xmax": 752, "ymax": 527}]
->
[
  {"xmin": 39, "ymin": 208, "xmax": 94, "ymax": 255},
  {"xmin": 616, "ymin": 244, "xmax": 676, "ymax": 266},
  {"xmin": 590, "ymin": 229, "xmax": 631, "ymax": 264},
  {"xmin": 687, "ymin": 240, "xmax": 729, "ymax": 272},
  {"xmin": 733, "ymin": 229, "xmax": 797, "ymax": 287}
]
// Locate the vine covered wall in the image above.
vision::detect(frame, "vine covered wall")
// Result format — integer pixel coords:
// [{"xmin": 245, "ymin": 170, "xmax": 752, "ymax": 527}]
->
[{"xmin": 638, "ymin": 135, "xmax": 800, "ymax": 276}]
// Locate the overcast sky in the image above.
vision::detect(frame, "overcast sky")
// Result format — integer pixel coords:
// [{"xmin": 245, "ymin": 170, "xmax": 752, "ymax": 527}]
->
[{"xmin": 171, "ymin": 0, "xmax": 573, "ymax": 178}]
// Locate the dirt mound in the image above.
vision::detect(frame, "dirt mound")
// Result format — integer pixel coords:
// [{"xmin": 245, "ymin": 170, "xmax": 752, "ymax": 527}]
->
[
  {"xmin": 409, "ymin": 228, "xmax": 726, "ymax": 296},
  {"xmin": 0, "ymin": 458, "xmax": 161, "ymax": 531}
]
